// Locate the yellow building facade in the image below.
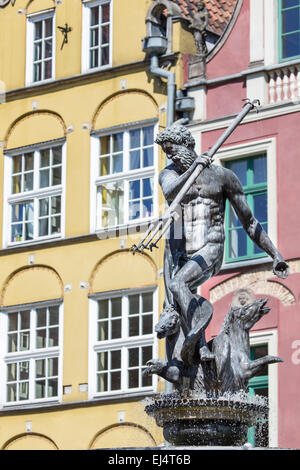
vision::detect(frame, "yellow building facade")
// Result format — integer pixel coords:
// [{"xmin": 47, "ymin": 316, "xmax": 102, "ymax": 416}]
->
[{"xmin": 0, "ymin": 0, "xmax": 196, "ymax": 449}]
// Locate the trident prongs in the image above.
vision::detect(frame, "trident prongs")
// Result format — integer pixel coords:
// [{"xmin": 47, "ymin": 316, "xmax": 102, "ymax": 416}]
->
[
  {"xmin": 141, "ymin": 219, "xmax": 164, "ymax": 251},
  {"xmin": 149, "ymin": 214, "xmax": 174, "ymax": 251},
  {"xmin": 131, "ymin": 219, "xmax": 159, "ymax": 254}
]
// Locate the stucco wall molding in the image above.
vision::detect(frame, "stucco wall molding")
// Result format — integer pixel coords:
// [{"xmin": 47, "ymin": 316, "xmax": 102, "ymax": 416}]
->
[{"xmin": 210, "ymin": 263, "xmax": 297, "ymax": 306}]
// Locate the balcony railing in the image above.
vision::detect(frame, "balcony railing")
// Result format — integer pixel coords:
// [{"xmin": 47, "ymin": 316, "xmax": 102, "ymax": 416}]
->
[{"xmin": 267, "ymin": 65, "xmax": 300, "ymax": 104}]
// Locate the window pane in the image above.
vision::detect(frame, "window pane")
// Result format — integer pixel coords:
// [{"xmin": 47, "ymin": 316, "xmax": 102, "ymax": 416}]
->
[
  {"xmin": 34, "ymin": 63, "xmax": 42, "ymax": 82},
  {"xmin": 283, "ymin": 0, "xmax": 300, "ymax": 7},
  {"xmin": 129, "ymin": 369, "xmax": 139, "ymax": 388},
  {"xmin": 129, "ymin": 316, "xmax": 139, "ymax": 336},
  {"xmin": 100, "ymin": 135, "xmax": 110, "ymax": 155},
  {"xmin": 143, "ymin": 198, "xmax": 153, "ymax": 218},
  {"xmin": 142, "ymin": 346, "xmax": 152, "ymax": 365},
  {"xmin": 35, "ymin": 380, "xmax": 45, "ymax": 398},
  {"xmin": 48, "ymin": 378, "xmax": 58, "ymax": 397},
  {"xmin": 102, "ymin": 47, "xmax": 110, "ymax": 66},
  {"xmin": 227, "ymin": 159, "xmax": 247, "ymax": 186},
  {"xmin": 8, "ymin": 333, "xmax": 17, "ymax": 352},
  {"xmin": 91, "ymin": 27, "xmax": 99, "ymax": 47},
  {"xmin": 111, "ymin": 371, "xmax": 121, "ymax": 390},
  {"xmin": 112, "ymin": 133, "xmax": 123, "ymax": 152},
  {"xmin": 129, "ymin": 201, "xmax": 140, "ymax": 220},
  {"xmin": 253, "ymin": 193, "xmax": 268, "ymax": 222},
  {"xmin": 111, "ymin": 319, "xmax": 121, "ymax": 339},
  {"xmin": 91, "ymin": 6, "xmax": 99, "ymax": 26},
  {"xmin": 143, "ymin": 126, "xmax": 154, "ymax": 146},
  {"xmin": 53, "ymin": 166, "xmax": 62, "ymax": 185},
  {"xmin": 130, "ymin": 150, "xmax": 141, "ymax": 170},
  {"xmin": 90, "ymin": 49, "xmax": 99, "ymax": 68},
  {"xmin": 102, "ymin": 3, "xmax": 110, "ymax": 22},
  {"xmin": 112, "ymin": 153, "xmax": 123, "ymax": 173},
  {"xmin": 51, "ymin": 216, "xmax": 61, "ymax": 235},
  {"xmin": 100, "ymin": 156, "xmax": 109, "ymax": 176},
  {"xmin": 39, "ymin": 198, "xmax": 49, "ymax": 217},
  {"xmin": 142, "ymin": 293, "xmax": 153, "ymax": 312},
  {"xmin": 97, "ymin": 373, "xmax": 107, "ymax": 392},
  {"xmin": 282, "ymin": 32, "xmax": 300, "ymax": 58},
  {"xmin": 143, "ymin": 178, "xmax": 153, "ymax": 197},
  {"xmin": 13, "ymin": 155, "xmax": 22, "ymax": 173},
  {"xmin": 111, "ymin": 297, "xmax": 121, "ymax": 317},
  {"xmin": 253, "ymin": 156, "xmax": 267, "ymax": 184},
  {"xmin": 51, "ymin": 196, "xmax": 61, "ymax": 215},
  {"xmin": 229, "ymin": 228, "xmax": 247, "ymax": 258},
  {"xmin": 129, "ymin": 295, "xmax": 139, "ymax": 315},
  {"xmin": 49, "ymin": 327, "xmax": 59, "ymax": 347},
  {"xmin": 99, "ymin": 299, "xmax": 109, "ymax": 319},
  {"xmin": 48, "ymin": 357, "xmax": 58, "ymax": 376},
  {"xmin": 36, "ymin": 359, "xmax": 45, "ymax": 378},
  {"xmin": 44, "ymin": 60, "xmax": 52, "ymax": 79},
  {"xmin": 45, "ymin": 39, "xmax": 52, "ymax": 58},
  {"xmin": 98, "ymin": 321, "xmax": 108, "ymax": 341},
  {"xmin": 19, "ymin": 381, "xmax": 29, "ymax": 400},
  {"xmin": 142, "ymin": 314, "xmax": 153, "ymax": 335},
  {"xmin": 53, "ymin": 146, "xmax": 62, "ymax": 165},
  {"xmin": 7, "ymin": 363, "xmax": 17, "ymax": 381},
  {"xmin": 129, "ymin": 180, "xmax": 140, "ymax": 199},
  {"xmin": 20, "ymin": 310, "xmax": 30, "ymax": 329},
  {"xmin": 20, "ymin": 361, "xmax": 29, "ymax": 380},
  {"xmin": 282, "ymin": 8, "xmax": 300, "ymax": 33},
  {"xmin": 98, "ymin": 352, "xmax": 108, "ymax": 371},
  {"xmin": 36, "ymin": 328, "xmax": 46, "ymax": 348},
  {"xmin": 24, "ymin": 172, "xmax": 34, "ymax": 192},
  {"xmin": 129, "ymin": 348, "xmax": 139, "ymax": 367},
  {"xmin": 111, "ymin": 350, "xmax": 121, "ymax": 369},
  {"xmin": 40, "ymin": 169, "xmax": 50, "ymax": 188},
  {"xmin": 40, "ymin": 148, "xmax": 50, "ymax": 167},
  {"xmin": 143, "ymin": 147, "xmax": 153, "ymax": 167},
  {"xmin": 8, "ymin": 312, "xmax": 18, "ymax": 331},
  {"xmin": 37, "ymin": 309, "xmax": 46, "ymax": 327},
  {"xmin": 39, "ymin": 218, "xmax": 49, "ymax": 237},
  {"xmin": 12, "ymin": 175, "xmax": 21, "ymax": 194},
  {"xmin": 99, "ymin": 182, "xmax": 124, "ymax": 228},
  {"xmin": 35, "ymin": 21, "xmax": 43, "ymax": 40},
  {"xmin": 49, "ymin": 306, "xmax": 59, "ymax": 325},
  {"xmin": 130, "ymin": 129, "xmax": 140, "ymax": 149},
  {"xmin": 24, "ymin": 153, "xmax": 34, "ymax": 171},
  {"xmin": 102, "ymin": 24, "xmax": 109, "ymax": 44},
  {"xmin": 44, "ymin": 18, "xmax": 53, "ymax": 37}
]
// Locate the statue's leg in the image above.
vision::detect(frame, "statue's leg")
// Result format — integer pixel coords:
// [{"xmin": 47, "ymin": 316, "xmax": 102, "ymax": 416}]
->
[{"xmin": 168, "ymin": 243, "xmax": 223, "ymax": 365}]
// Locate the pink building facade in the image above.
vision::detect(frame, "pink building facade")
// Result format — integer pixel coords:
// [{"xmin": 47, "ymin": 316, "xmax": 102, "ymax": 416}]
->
[{"xmin": 183, "ymin": 0, "xmax": 300, "ymax": 449}]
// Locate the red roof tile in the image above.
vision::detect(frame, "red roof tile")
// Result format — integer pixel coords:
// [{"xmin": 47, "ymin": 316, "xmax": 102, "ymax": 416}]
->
[{"xmin": 171, "ymin": 0, "xmax": 237, "ymax": 35}]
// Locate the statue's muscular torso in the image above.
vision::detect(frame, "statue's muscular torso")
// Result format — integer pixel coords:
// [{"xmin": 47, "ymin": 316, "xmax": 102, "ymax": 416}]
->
[{"xmin": 161, "ymin": 164, "xmax": 228, "ymax": 256}]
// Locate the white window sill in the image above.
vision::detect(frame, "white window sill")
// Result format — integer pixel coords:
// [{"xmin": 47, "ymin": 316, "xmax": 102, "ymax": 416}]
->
[
  {"xmin": 91, "ymin": 388, "xmax": 155, "ymax": 402},
  {"xmin": 82, "ymin": 64, "xmax": 112, "ymax": 75},
  {"xmin": 6, "ymin": 234, "xmax": 63, "ymax": 250},
  {"xmin": 221, "ymin": 255, "xmax": 272, "ymax": 272},
  {"xmin": 2, "ymin": 398, "xmax": 60, "ymax": 412},
  {"xmin": 25, "ymin": 78, "xmax": 56, "ymax": 88}
]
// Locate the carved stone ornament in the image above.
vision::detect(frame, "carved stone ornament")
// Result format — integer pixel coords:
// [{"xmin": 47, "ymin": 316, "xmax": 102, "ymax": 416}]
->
[
  {"xmin": 231, "ymin": 288, "xmax": 256, "ymax": 307},
  {"xmin": 0, "ymin": 0, "xmax": 16, "ymax": 7}
]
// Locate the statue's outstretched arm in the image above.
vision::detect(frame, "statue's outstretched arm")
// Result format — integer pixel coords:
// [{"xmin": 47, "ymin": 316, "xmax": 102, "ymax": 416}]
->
[{"xmin": 225, "ymin": 169, "xmax": 289, "ymax": 279}]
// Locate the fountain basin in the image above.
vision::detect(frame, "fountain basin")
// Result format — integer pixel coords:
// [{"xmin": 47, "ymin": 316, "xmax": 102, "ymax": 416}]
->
[{"xmin": 145, "ymin": 394, "xmax": 268, "ymax": 447}]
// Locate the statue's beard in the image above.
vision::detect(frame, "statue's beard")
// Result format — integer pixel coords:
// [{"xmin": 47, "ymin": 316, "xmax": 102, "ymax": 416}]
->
[{"xmin": 171, "ymin": 148, "xmax": 196, "ymax": 172}]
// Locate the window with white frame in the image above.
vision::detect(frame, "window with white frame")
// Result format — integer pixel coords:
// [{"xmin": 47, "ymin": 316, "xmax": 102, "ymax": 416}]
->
[
  {"xmin": 0, "ymin": 301, "xmax": 63, "ymax": 405},
  {"xmin": 82, "ymin": 0, "xmax": 112, "ymax": 72},
  {"xmin": 89, "ymin": 289, "xmax": 156, "ymax": 395},
  {"xmin": 26, "ymin": 11, "xmax": 55, "ymax": 85},
  {"xmin": 91, "ymin": 122, "xmax": 157, "ymax": 231},
  {"xmin": 4, "ymin": 141, "xmax": 65, "ymax": 246}
]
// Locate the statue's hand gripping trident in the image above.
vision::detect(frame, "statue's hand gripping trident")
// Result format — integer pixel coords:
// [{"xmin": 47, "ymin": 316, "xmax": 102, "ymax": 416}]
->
[{"xmin": 130, "ymin": 99, "xmax": 260, "ymax": 255}]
